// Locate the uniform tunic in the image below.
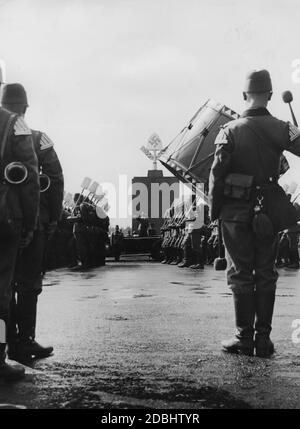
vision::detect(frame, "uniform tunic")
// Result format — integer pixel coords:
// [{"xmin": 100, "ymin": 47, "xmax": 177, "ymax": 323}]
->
[
  {"xmin": 209, "ymin": 108, "xmax": 300, "ymax": 294},
  {"xmin": 0, "ymin": 109, "xmax": 39, "ymax": 321},
  {"xmin": 14, "ymin": 131, "xmax": 64, "ymax": 296}
]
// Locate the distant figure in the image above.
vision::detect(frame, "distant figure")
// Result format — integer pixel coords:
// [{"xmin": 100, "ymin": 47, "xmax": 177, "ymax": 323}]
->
[
  {"xmin": 137, "ymin": 215, "xmax": 149, "ymax": 237},
  {"xmin": 112, "ymin": 225, "xmax": 124, "ymax": 261},
  {"xmin": 147, "ymin": 223, "xmax": 156, "ymax": 237}
]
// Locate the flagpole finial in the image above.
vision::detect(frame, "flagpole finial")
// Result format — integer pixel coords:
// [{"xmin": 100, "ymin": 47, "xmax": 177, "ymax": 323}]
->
[{"xmin": 140, "ymin": 133, "xmax": 164, "ymax": 170}]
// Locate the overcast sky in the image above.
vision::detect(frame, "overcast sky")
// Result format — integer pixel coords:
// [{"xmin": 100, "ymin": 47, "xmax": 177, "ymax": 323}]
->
[{"xmin": 1, "ymin": 0, "xmax": 300, "ymax": 224}]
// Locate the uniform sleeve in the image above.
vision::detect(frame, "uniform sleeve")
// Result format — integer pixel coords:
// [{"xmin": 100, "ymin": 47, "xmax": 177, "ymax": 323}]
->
[
  {"xmin": 208, "ymin": 127, "xmax": 234, "ymax": 221},
  {"xmin": 39, "ymin": 133, "xmax": 64, "ymax": 222},
  {"xmin": 284, "ymin": 121, "xmax": 300, "ymax": 156},
  {"xmin": 11, "ymin": 117, "xmax": 40, "ymax": 231}
]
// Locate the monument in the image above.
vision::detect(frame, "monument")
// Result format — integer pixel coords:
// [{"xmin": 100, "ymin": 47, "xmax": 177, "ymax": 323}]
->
[{"xmin": 132, "ymin": 133, "xmax": 180, "ymax": 235}]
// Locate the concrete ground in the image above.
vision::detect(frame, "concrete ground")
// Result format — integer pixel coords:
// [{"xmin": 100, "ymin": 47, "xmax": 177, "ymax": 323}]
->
[{"xmin": 1, "ymin": 259, "xmax": 300, "ymax": 409}]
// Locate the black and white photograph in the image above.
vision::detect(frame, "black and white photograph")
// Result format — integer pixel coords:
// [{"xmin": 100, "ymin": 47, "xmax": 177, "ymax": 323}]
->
[{"xmin": 1, "ymin": 0, "xmax": 300, "ymax": 414}]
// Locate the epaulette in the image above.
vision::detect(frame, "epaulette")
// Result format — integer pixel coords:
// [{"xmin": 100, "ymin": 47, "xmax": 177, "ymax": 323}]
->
[
  {"xmin": 288, "ymin": 122, "xmax": 300, "ymax": 142},
  {"xmin": 14, "ymin": 117, "xmax": 32, "ymax": 136},
  {"xmin": 40, "ymin": 132, "xmax": 54, "ymax": 150},
  {"xmin": 214, "ymin": 126, "xmax": 229, "ymax": 145}
]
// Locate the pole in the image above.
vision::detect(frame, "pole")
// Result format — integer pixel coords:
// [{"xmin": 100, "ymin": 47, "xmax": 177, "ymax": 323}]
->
[
  {"xmin": 289, "ymin": 103, "xmax": 298, "ymax": 127},
  {"xmin": 153, "ymin": 149, "xmax": 158, "ymax": 170}
]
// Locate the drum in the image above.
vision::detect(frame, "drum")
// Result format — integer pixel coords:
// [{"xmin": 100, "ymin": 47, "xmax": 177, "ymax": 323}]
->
[{"xmin": 159, "ymin": 99, "xmax": 239, "ymax": 186}]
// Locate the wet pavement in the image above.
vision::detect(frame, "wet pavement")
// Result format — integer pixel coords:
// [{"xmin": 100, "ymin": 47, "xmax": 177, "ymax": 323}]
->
[{"xmin": 1, "ymin": 260, "xmax": 300, "ymax": 409}]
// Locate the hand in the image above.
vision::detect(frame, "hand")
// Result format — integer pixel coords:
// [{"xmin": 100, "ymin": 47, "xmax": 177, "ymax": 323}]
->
[
  {"xmin": 45, "ymin": 221, "xmax": 58, "ymax": 238},
  {"xmin": 20, "ymin": 230, "xmax": 34, "ymax": 249}
]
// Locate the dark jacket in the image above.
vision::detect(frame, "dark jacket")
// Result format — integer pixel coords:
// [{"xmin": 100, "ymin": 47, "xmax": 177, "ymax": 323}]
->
[
  {"xmin": 0, "ymin": 107, "xmax": 39, "ymax": 231},
  {"xmin": 31, "ymin": 130, "xmax": 64, "ymax": 224}
]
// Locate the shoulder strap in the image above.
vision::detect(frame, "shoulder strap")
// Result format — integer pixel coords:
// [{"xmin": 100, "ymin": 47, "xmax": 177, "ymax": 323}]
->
[{"xmin": 0, "ymin": 113, "xmax": 16, "ymax": 160}]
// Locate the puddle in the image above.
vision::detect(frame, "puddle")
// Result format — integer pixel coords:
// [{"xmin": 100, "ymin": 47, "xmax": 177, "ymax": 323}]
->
[
  {"xmin": 133, "ymin": 294, "xmax": 154, "ymax": 299},
  {"xmin": 106, "ymin": 316, "xmax": 129, "ymax": 321},
  {"xmin": 83, "ymin": 295, "xmax": 99, "ymax": 300}
]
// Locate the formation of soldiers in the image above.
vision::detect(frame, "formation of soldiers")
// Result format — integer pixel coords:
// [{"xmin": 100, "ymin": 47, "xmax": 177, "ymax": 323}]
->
[
  {"xmin": 275, "ymin": 196, "xmax": 300, "ymax": 269},
  {"xmin": 46, "ymin": 194, "xmax": 110, "ymax": 270},
  {"xmin": 276, "ymin": 228, "xmax": 300, "ymax": 269},
  {"xmin": 160, "ymin": 201, "xmax": 221, "ymax": 269},
  {"xmin": 71, "ymin": 195, "xmax": 109, "ymax": 269},
  {"xmin": 161, "ymin": 196, "xmax": 300, "ymax": 271}
]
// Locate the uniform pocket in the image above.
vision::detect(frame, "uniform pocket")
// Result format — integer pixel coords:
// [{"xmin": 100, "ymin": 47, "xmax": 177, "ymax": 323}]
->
[{"xmin": 220, "ymin": 201, "xmax": 253, "ymax": 223}]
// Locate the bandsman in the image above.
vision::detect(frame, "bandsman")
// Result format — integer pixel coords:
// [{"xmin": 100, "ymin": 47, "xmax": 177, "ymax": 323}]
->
[
  {"xmin": 1, "ymin": 83, "xmax": 64, "ymax": 362},
  {"xmin": 209, "ymin": 69, "xmax": 300, "ymax": 357},
  {"xmin": 0, "ymin": 83, "xmax": 39, "ymax": 379}
]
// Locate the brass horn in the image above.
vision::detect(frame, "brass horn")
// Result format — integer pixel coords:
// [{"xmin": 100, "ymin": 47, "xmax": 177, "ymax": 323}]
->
[
  {"xmin": 39, "ymin": 173, "xmax": 51, "ymax": 193},
  {"xmin": 4, "ymin": 162, "xmax": 28, "ymax": 184}
]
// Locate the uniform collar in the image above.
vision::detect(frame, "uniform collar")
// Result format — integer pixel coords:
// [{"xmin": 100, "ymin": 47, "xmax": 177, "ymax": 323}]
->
[{"xmin": 241, "ymin": 107, "xmax": 271, "ymax": 118}]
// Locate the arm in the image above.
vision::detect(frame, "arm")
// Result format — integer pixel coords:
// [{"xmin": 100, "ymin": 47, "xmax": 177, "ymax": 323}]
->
[
  {"xmin": 39, "ymin": 133, "xmax": 64, "ymax": 223},
  {"xmin": 208, "ymin": 127, "xmax": 233, "ymax": 221}
]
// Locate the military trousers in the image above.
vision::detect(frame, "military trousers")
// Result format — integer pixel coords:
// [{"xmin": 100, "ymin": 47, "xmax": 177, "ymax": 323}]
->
[
  {"xmin": 0, "ymin": 231, "xmax": 21, "ymax": 322},
  {"xmin": 222, "ymin": 221, "xmax": 278, "ymax": 295},
  {"xmin": 74, "ymin": 224, "xmax": 92, "ymax": 268},
  {"xmin": 14, "ymin": 229, "xmax": 46, "ymax": 297}
]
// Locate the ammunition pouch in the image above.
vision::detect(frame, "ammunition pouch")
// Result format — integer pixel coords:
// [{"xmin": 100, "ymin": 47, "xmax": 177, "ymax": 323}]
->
[{"xmin": 224, "ymin": 173, "xmax": 254, "ymax": 201}]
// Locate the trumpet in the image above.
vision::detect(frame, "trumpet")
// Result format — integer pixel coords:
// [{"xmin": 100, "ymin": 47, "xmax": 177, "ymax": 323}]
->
[
  {"xmin": 39, "ymin": 173, "xmax": 51, "ymax": 193},
  {"xmin": 4, "ymin": 162, "xmax": 28, "ymax": 184},
  {"xmin": 4, "ymin": 162, "xmax": 51, "ymax": 193}
]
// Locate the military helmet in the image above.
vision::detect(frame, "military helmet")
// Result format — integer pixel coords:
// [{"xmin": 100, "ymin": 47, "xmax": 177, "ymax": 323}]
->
[
  {"xmin": 244, "ymin": 69, "xmax": 272, "ymax": 93},
  {"xmin": 1, "ymin": 83, "xmax": 29, "ymax": 106}
]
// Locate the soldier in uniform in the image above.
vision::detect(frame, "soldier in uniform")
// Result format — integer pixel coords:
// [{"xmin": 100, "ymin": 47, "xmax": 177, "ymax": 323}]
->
[
  {"xmin": 73, "ymin": 200, "xmax": 93, "ymax": 269},
  {"xmin": 161, "ymin": 212, "xmax": 173, "ymax": 264},
  {"xmin": 92, "ymin": 205, "xmax": 109, "ymax": 267},
  {"xmin": 112, "ymin": 225, "xmax": 124, "ymax": 262},
  {"xmin": 174, "ymin": 218, "xmax": 186, "ymax": 265},
  {"xmin": 285, "ymin": 224, "xmax": 300, "ymax": 269},
  {"xmin": 206, "ymin": 221, "xmax": 219, "ymax": 265},
  {"xmin": 1, "ymin": 83, "xmax": 64, "ymax": 362},
  {"xmin": 177, "ymin": 223, "xmax": 193, "ymax": 268},
  {"xmin": 0, "ymin": 85, "xmax": 40, "ymax": 379},
  {"xmin": 189, "ymin": 204, "xmax": 206, "ymax": 270},
  {"xmin": 209, "ymin": 70, "xmax": 300, "ymax": 357},
  {"xmin": 160, "ymin": 221, "xmax": 170, "ymax": 264}
]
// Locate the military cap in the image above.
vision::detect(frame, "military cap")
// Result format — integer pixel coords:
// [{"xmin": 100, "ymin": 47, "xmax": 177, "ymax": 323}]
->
[
  {"xmin": 244, "ymin": 69, "xmax": 272, "ymax": 93},
  {"xmin": 1, "ymin": 83, "xmax": 29, "ymax": 106}
]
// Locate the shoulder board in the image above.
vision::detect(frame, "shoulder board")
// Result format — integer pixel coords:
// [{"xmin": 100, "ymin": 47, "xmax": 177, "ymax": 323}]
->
[
  {"xmin": 40, "ymin": 133, "xmax": 54, "ymax": 150},
  {"xmin": 214, "ymin": 127, "xmax": 229, "ymax": 145},
  {"xmin": 288, "ymin": 122, "xmax": 300, "ymax": 142},
  {"xmin": 13, "ymin": 117, "xmax": 32, "ymax": 136}
]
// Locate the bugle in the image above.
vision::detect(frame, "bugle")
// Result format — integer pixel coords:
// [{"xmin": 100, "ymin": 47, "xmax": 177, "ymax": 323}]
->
[
  {"xmin": 4, "ymin": 162, "xmax": 28, "ymax": 184},
  {"xmin": 39, "ymin": 173, "xmax": 51, "ymax": 192}
]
